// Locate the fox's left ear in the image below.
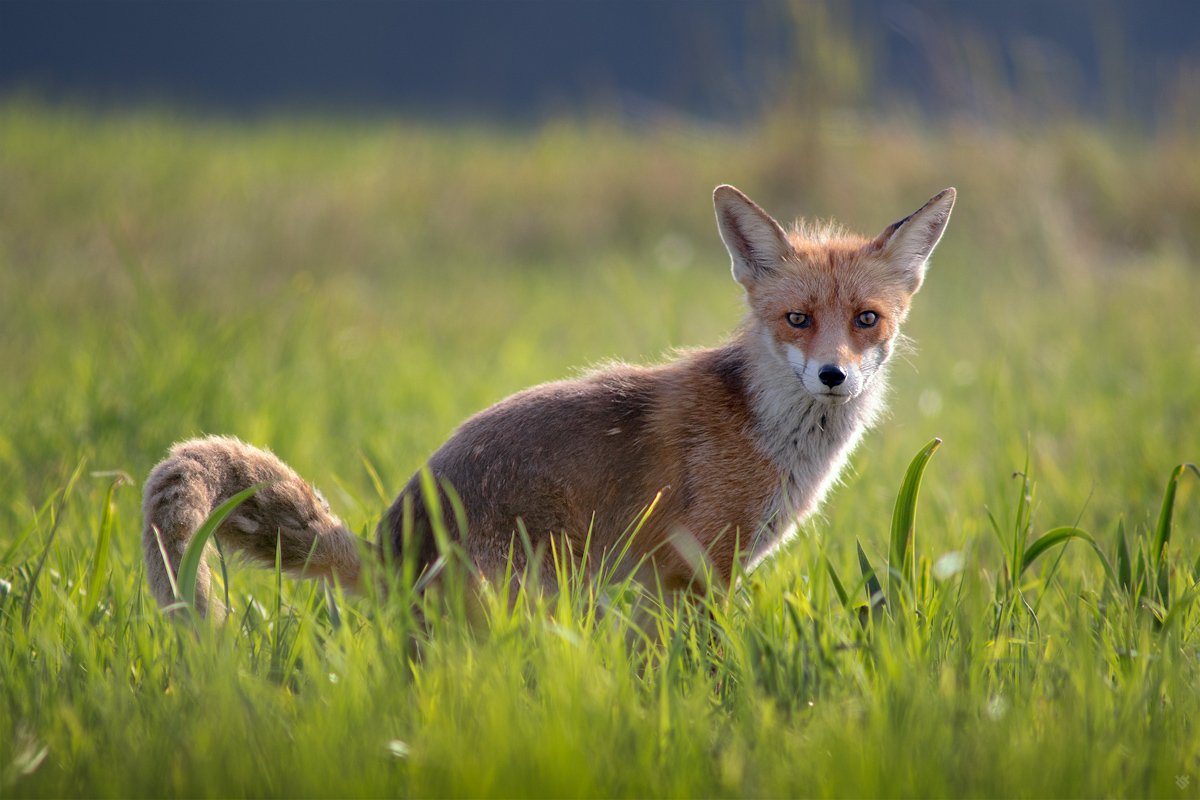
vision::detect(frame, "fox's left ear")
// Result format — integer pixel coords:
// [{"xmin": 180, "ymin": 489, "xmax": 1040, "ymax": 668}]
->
[{"xmin": 874, "ymin": 188, "xmax": 956, "ymax": 294}]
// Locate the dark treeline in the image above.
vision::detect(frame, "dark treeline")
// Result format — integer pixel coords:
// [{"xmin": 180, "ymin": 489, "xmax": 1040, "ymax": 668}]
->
[{"xmin": 1, "ymin": 1, "xmax": 1197, "ymax": 125}]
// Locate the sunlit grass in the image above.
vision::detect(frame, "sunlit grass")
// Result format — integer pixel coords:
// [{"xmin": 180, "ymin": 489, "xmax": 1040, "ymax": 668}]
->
[{"xmin": 1, "ymin": 102, "xmax": 1199, "ymax": 796}]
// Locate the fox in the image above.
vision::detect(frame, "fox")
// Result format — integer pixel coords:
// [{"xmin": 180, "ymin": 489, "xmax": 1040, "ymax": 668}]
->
[{"xmin": 142, "ymin": 184, "xmax": 955, "ymax": 618}]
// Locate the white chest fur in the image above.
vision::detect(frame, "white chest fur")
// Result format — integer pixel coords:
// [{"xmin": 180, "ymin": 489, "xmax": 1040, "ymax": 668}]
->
[{"xmin": 743, "ymin": 354, "xmax": 889, "ymax": 567}]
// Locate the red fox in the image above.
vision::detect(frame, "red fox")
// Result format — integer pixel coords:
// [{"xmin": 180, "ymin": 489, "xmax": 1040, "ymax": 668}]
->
[{"xmin": 142, "ymin": 185, "xmax": 955, "ymax": 617}]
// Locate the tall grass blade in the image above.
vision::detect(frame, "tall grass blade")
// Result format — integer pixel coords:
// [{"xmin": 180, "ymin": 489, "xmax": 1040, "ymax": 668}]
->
[
  {"xmin": 212, "ymin": 534, "xmax": 232, "ymax": 615},
  {"xmin": 177, "ymin": 483, "xmax": 268, "ymax": 613},
  {"xmin": 1019, "ymin": 526, "xmax": 1093, "ymax": 576},
  {"xmin": 86, "ymin": 471, "xmax": 129, "ymax": 606},
  {"xmin": 150, "ymin": 525, "xmax": 181, "ymax": 604},
  {"xmin": 413, "ymin": 554, "xmax": 449, "ymax": 595},
  {"xmin": 270, "ymin": 534, "xmax": 285, "ymax": 678},
  {"xmin": 1115, "ymin": 518, "xmax": 1131, "ymax": 592},
  {"xmin": 856, "ymin": 540, "xmax": 885, "ymax": 615},
  {"xmin": 1011, "ymin": 457, "xmax": 1034, "ymax": 588},
  {"xmin": 1134, "ymin": 546, "xmax": 1148, "ymax": 605},
  {"xmin": 1160, "ymin": 580, "xmax": 1200, "ymax": 632},
  {"xmin": 359, "ymin": 451, "xmax": 391, "ymax": 505},
  {"xmin": 417, "ymin": 467, "xmax": 451, "ymax": 556},
  {"xmin": 2, "ymin": 494, "xmax": 55, "ymax": 568},
  {"xmin": 325, "ymin": 584, "xmax": 343, "ymax": 631},
  {"xmin": 888, "ymin": 437, "xmax": 941, "ymax": 607},
  {"xmin": 1152, "ymin": 463, "xmax": 1199, "ymax": 561},
  {"xmin": 824, "ymin": 557, "xmax": 850, "ymax": 610},
  {"xmin": 1151, "ymin": 463, "xmax": 1199, "ymax": 604},
  {"xmin": 22, "ymin": 458, "xmax": 86, "ymax": 630}
]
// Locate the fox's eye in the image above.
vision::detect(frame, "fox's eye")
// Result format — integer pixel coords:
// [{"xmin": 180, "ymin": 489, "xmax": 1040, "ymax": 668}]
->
[
  {"xmin": 785, "ymin": 312, "xmax": 811, "ymax": 329},
  {"xmin": 855, "ymin": 311, "xmax": 879, "ymax": 328}
]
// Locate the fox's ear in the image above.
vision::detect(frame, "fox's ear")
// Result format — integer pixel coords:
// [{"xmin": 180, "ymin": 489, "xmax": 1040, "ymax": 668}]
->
[
  {"xmin": 874, "ymin": 188, "xmax": 956, "ymax": 293},
  {"xmin": 713, "ymin": 185, "xmax": 792, "ymax": 288}
]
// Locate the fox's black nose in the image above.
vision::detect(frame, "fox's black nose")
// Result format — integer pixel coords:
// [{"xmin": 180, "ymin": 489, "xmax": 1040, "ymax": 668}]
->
[{"xmin": 818, "ymin": 364, "xmax": 847, "ymax": 388}]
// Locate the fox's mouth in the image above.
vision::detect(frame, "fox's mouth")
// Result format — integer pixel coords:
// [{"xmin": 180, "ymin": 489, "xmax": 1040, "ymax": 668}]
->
[
  {"xmin": 794, "ymin": 371, "xmax": 856, "ymax": 404},
  {"xmin": 812, "ymin": 389, "xmax": 854, "ymax": 405}
]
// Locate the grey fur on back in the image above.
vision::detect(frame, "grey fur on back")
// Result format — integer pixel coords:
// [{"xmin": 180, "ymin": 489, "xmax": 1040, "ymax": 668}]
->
[{"xmin": 141, "ymin": 435, "xmax": 365, "ymax": 619}]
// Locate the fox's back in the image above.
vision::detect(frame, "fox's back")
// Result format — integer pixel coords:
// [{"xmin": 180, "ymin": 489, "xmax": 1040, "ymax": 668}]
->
[{"xmin": 381, "ymin": 342, "xmax": 781, "ymax": 586}]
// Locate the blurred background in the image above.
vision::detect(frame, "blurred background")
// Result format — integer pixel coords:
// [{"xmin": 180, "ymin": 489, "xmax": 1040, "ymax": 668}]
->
[
  {"xmin": 1, "ymin": 1, "xmax": 1197, "ymax": 556},
  {"xmin": 3, "ymin": 1, "xmax": 1198, "ymax": 125}
]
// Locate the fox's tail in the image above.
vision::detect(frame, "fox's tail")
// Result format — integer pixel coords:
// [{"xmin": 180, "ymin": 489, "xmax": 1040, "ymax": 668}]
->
[{"xmin": 141, "ymin": 435, "xmax": 368, "ymax": 619}]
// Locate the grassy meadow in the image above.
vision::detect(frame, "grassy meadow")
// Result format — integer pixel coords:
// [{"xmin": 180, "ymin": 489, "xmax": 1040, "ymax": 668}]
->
[{"xmin": 2, "ymin": 100, "xmax": 1199, "ymax": 797}]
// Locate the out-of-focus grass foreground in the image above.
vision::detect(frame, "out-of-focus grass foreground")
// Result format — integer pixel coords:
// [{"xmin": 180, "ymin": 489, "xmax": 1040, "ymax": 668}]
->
[{"xmin": 3, "ymin": 41, "xmax": 1200, "ymax": 798}]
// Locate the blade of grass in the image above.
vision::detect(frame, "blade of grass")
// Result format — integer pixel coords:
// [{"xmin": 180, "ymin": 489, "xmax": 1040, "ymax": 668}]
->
[
  {"xmin": 22, "ymin": 458, "xmax": 86, "ymax": 631},
  {"xmin": 417, "ymin": 467, "xmax": 451, "ymax": 556},
  {"xmin": 1160, "ymin": 579, "xmax": 1200, "ymax": 633},
  {"xmin": 1151, "ymin": 463, "xmax": 1200, "ymax": 605},
  {"xmin": 1152, "ymin": 463, "xmax": 1199, "ymax": 561},
  {"xmin": 1011, "ymin": 460, "xmax": 1034, "ymax": 589},
  {"xmin": 212, "ymin": 534, "xmax": 232, "ymax": 615},
  {"xmin": 888, "ymin": 437, "xmax": 941, "ymax": 607},
  {"xmin": 824, "ymin": 557, "xmax": 851, "ymax": 610},
  {"xmin": 1019, "ymin": 526, "xmax": 1093, "ymax": 576},
  {"xmin": 150, "ymin": 525, "xmax": 181, "ymax": 602},
  {"xmin": 1115, "ymin": 518, "xmax": 1131, "ymax": 592},
  {"xmin": 1134, "ymin": 545, "xmax": 1148, "ymax": 606},
  {"xmin": 86, "ymin": 471, "xmax": 130, "ymax": 606},
  {"xmin": 176, "ymin": 482, "xmax": 269, "ymax": 613},
  {"xmin": 270, "ymin": 533, "xmax": 285, "ymax": 679},
  {"xmin": 2, "ymin": 493, "xmax": 56, "ymax": 567},
  {"xmin": 857, "ymin": 539, "xmax": 885, "ymax": 614},
  {"xmin": 324, "ymin": 583, "xmax": 343, "ymax": 632},
  {"xmin": 359, "ymin": 451, "xmax": 391, "ymax": 506}
]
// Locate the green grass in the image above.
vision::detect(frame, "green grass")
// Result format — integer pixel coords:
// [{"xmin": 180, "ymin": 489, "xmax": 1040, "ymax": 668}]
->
[{"xmin": 2, "ymin": 101, "xmax": 1199, "ymax": 797}]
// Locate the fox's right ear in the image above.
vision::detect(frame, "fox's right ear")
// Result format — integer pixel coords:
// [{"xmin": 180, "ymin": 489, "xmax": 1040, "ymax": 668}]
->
[
  {"xmin": 874, "ymin": 188, "xmax": 956, "ymax": 294},
  {"xmin": 713, "ymin": 185, "xmax": 792, "ymax": 288}
]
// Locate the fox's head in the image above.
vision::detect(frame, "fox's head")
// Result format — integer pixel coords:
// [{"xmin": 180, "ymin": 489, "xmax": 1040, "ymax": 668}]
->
[{"xmin": 714, "ymin": 185, "xmax": 955, "ymax": 405}]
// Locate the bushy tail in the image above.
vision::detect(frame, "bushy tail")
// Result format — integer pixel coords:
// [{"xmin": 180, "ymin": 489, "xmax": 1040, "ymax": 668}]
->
[{"xmin": 142, "ymin": 435, "xmax": 368, "ymax": 619}]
